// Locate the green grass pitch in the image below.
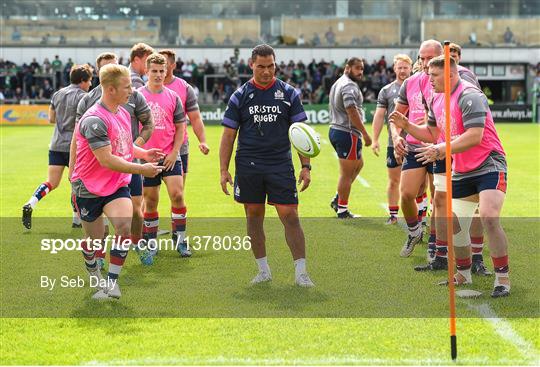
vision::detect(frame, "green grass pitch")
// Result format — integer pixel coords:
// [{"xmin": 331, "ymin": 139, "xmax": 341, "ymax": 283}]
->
[{"xmin": 0, "ymin": 123, "xmax": 539, "ymax": 365}]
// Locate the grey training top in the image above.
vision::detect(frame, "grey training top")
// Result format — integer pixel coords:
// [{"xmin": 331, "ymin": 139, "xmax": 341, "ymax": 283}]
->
[
  {"xmin": 49, "ymin": 84, "xmax": 87, "ymax": 152},
  {"xmin": 427, "ymin": 83, "xmax": 507, "ymax": 179},
  {"xmin": 76, "ymin": 86, "xmax": 152, "ymax": 142},
  {"xmin": 129, "ymin": 65, "xmax": 145, "ymax": 90},
  {"xmin": 376, "ymin": 79, "xmax": 405, "ymax": 147},
  {"xmin": 329, "ymin": 74, "xmax": 364, "ymax": 137}
]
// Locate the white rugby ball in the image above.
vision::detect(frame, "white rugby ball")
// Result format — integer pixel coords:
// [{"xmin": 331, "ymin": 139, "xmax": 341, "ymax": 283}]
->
[{"xmin": 288, "ymin": 122, "xmax": 321, "ymax": 158}]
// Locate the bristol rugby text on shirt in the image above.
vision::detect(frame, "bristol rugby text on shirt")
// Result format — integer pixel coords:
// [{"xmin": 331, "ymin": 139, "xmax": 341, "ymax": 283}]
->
[{"xmin": 249, "ymin": 105, "xmax": 283, "ymax": 123}]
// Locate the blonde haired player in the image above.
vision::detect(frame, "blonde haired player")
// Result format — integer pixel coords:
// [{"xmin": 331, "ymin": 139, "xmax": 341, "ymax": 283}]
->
[
  {"xmin": 71, "ymin": 64, "xmax": 163, "ymax": 299},
  {"xmin": 371, "ymin": 54, "xmax": 413, "ymax": 224}
]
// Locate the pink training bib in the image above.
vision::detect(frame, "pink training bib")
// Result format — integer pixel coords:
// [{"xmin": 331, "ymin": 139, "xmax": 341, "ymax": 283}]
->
[
  {"xmin": 405, "ymin": 73, "xmax": 428, "ymax": 145},
  {"xmin": 430, "ymin": 80, "xmax": 505, "ymax": 174},
  {"xmin": 138, "ymin": 86, "xmax": 180, "ymax": 154},
  {"xmin": 165, "ymin": 77, "xmax": 189, "ymax": 144},
  {"xmin": 72, "ymin": 103, "xmax": 133, "ymax": 196}
]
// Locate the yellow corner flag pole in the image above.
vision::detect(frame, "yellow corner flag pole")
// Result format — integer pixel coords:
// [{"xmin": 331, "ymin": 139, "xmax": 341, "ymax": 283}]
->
[{"xmin": 443, "ymin": 40, "xmax": 458, "ymax": 361}]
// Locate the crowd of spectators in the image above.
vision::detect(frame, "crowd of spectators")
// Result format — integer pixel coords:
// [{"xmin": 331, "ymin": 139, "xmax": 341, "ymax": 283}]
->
[{"xmin": 0, "ymin": 54, "xmax": 400, "ymax": 105}]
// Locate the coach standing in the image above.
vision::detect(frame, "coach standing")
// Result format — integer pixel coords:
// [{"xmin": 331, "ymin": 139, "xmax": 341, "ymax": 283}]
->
[{"xmin": 219, "ymin": 44, "xmax": 315, "ymax": 287}]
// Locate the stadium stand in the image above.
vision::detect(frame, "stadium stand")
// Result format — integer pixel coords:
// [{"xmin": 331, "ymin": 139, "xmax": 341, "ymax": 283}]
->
[
  {"xmin": 1, "ymin": 17, "xmax": 160, "ymax": 45},
  {"xmin": 178, "ymin": 17, "xmax": 261, "ymax": 46},
  {"xmin": 281, "ymin": 17, "xmax": 400, "ymax": 46},
  {"xmin": 423, "ymin": 17, "xmax": 540, "ymax": 46}
]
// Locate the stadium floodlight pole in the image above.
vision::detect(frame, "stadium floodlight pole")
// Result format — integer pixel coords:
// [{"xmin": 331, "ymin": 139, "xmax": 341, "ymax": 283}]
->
[{"xmin": 443, "ymin": 40, "xmax": 458, "ymax": 361}]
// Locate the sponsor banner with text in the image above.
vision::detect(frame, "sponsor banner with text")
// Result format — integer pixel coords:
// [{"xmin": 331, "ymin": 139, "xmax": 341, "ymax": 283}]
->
[
  {"xmin": 1, "ymin": 103, "xmax": 533, "ymax": 126},
  {"xmin": 0, "ymin": 105, "xmax": 49, "ymax": 125}
]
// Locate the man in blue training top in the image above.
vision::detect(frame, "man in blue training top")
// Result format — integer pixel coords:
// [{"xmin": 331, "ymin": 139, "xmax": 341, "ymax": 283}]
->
[{"xmin": 219, "ymin": 44, "xmax": 314, "ymax": 287}]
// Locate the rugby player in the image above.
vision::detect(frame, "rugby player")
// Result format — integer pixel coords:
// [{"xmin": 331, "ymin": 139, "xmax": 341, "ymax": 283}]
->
[
  {"xmin": 390, "ymin": 55, "xmax": 509, "ymax": 297},
  {"xmin": 448, "ymin": 42, "xmax": 490, "ymax": 275},
  {"xmin": 371, "ymin": 54, "xmax": 413, "ymax": 224},
  {"xmin": 328, "ymin": 57, "xmax": 372, "ymax": 218},
  {"xmin": 219, "ymin": 44, "xmax": 314, "ymax": 287},
  {"xmin": 159, "ymin": 49, "xmax": 210, "ymax": 257},
  {"xmin": 71, "ymin": 64, "xmax": 163, "ymax": 299},
  {"xmin": 137, "ymin": 53, "xmax": 188, "ymax": 260},
  {"xmin": 22, "ymin": 64, "xmax": 93, "ymax": 229},
  {"xmin": 129, "ymin": 43, "xmax": 154, "ymax": 89},
  {"xmin": 391, "ymin": 40, "xmax": 441, "ymax": 258},
  {"xmin": 73, "ymin": 52, "xmax": 155, "ymax": 267}
]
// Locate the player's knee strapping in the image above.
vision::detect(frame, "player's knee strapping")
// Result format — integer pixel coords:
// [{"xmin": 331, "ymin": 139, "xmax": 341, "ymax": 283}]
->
[
  {"xmin": 452, "ymin": 199, "xmax": 478, "ymax": 247},
  {"xmin": 433, "ymin": 174, "xmax": 447, "ymax": 193}
]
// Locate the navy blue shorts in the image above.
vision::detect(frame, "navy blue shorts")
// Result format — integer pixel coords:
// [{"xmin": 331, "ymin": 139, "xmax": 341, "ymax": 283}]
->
[
  {"xmin": 433, "ymin": 158, "xmax": 447, "ymax": 174},
  {"xmin": 329, "ymin": 128, "xmax": 363, "ymax": 160},
  {"xmin": 73, "ymin": 186, "xmax": 131, "ymax": 222},
  {"xmin": 128, "ymin": 173, "xmax": 143, "ymax": 196},
  {"xmin": 386, "ymin": 147, "xmax": 401, "ymax": 169},
  {"xmin": 234, "ymin": 171, "xmax": 298, "ymax": 205},
  {"xmin": 143, "ymin": 160, "xmax": 183, "ymax": 187},
  {"xmin": 49, "ymin": 150, "xmax": 70, "ymax": 166},
  {"xmin": 180, "ymin": 153, "xmax": 188, "ymax": 174},
  {"xmin": 452, "ymin": 171, "xmax": 507, "ymax": 199},
  {"xmin": 402, "ymin": 149, "xmax": 433, "ymax": 173}
]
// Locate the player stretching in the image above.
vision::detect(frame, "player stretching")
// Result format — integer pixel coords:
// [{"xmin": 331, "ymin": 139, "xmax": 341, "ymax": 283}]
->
[
  {"xmin": 74, "ymin": 52, "xmax": 155, "ymax": 267},
  {"xmin": 371, "ymin": 54, "xmax": 412, "ymax": 224},
  {"xmin": 219, "ymin": 44, "xmax": 314, "ymax": 287},
  {"xmin": 328, "ymin": 57, "xmax": 372, "ymax": 218},
  {"xmin": 22, "ymin": 64, "xmax": 93, "ymax": 229},
  {"xmin": 71, "ymin": 64, "xmax": 163, "ymax": 299},
  {"xmin": 159, "ymin": 49, "xmax": 210, "ymax": 257},
  {"xmin": 390, "ymin": 55, "xmax": 510, "ymax": 297},
  {"xmin": 137, "ymin": 53, "xmax": 187, "ymax": 260}
]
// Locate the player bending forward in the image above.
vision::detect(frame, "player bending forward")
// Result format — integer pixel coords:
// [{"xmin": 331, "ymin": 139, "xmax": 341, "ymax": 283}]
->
[
  {"xmin": 390, "ymin": 55, "xmax": 510, "ymax": 297},
  {"xmin": 71, "ymin": 64, "xmax": 163, "ymax": 299}
]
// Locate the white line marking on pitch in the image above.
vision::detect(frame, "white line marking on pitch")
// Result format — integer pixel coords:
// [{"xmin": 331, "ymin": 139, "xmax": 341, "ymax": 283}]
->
[
  {"xmin": 356, "ymin": 176, "xmax": 370, "ymax": 188},
  {"xmin": 466, "ymin": 301, "xmax": 540, "ymax": 364},
  {"xmin": 85, "ymin": 355, "xmax": 504, "ymax": 366},
  {"xmin": 321, "ymin": 138, "xmax": 329, "ymax": 145}
]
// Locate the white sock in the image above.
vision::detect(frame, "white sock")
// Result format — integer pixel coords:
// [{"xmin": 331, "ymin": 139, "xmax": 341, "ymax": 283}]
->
[
  {"xmin": 457, "ymin": 268, "xmax": 472, "ymax": 283},
  {"xmin": 72, "ymin": 211, "xmax": 81, "ymax": 224},
  {"xmin": 256, "ymin": 256, "xmax": 270, "ymax": 274},
  {"xmin": 294, "ymin": 258, "xmax": 306, "ymax": 278},
  {"xmin": 495, "ymin": 273, "xmax": 510, "ymax": 289},
  {"xmin": 27, "ymin": 196, "xmax": 39, "ymax": 209}
]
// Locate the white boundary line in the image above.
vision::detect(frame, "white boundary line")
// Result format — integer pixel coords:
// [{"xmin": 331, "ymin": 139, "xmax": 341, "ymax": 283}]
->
[
  {"xmin": 356, "ymin": 176, "xmax": 371, "ymax": 188},
  {"xmin": 466, "ymin": 301, "xmax": 540, "ymax": 364},
  {"xmin": 85, "ymin": 355, "xmax": 510, "ymax": 366}
]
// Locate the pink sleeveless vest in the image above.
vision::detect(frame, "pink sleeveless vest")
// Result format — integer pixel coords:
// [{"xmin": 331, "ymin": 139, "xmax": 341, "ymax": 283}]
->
[
  {"xmin": 165, "ymin": 77, "xmax": 189, "ymax": 144},
  {"xmin": 405, "ymin": 73, "xmax": 428, "ymax": 145},
  {"xmin": 72, "ymin": 103, "xmax": 133, "ymax": 196},
  {"xmin": 430, "ymin": 80, "xmax": 505, "ymax": 174},
  {"xmin": 138, "ymin": 86, "xmax": 180, "ymax": 154}
]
